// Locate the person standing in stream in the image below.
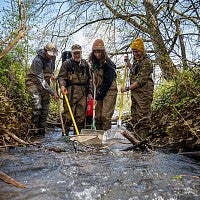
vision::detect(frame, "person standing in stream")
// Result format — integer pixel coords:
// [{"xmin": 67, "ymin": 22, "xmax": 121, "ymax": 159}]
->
[
  {"xmin": 121, "ymin": 38, "xmax": 154, "ymax": 139},
  {"xmin": 88, "ymin": 39, "xmax": 118, "ymax": 131},
  {"xmin": 26, "ymin": 42, "xmax": 59, "ymax": 136},
  {"xmin": 58, "ymin": 44, "xmax": 92, "ymax": 135}
]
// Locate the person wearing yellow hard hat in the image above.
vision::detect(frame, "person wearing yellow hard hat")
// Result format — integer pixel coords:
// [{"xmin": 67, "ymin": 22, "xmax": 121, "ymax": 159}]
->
[{"xmin": 121, "ymin": 38, "xmax": 154, "ymax": 139}]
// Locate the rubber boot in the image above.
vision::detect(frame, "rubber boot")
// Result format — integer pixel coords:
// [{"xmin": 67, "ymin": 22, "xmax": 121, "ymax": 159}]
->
[
  {"xmin": 63, "ymin": 127, "xmax": 70, "ymax": 136},
  {"xmin": 38, "ymin": 127, "xmax": 46, "ymax": 136},
  {"xmin": 78, "ymin": 123, "xmax": 85, "ymax": 134},
  {"xmin": 31, "ymin": 115, "xmax": 41, "ymax": 136},
  {"xmin": 38, "ymin": 120, "xmax": 46, "ymax": 136}
]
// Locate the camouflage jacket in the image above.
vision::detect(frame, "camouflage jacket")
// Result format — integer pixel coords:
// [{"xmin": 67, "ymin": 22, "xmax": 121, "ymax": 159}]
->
[{"xmin": 129, "ymin": 53, "xmax": 154, "ymax": 93}]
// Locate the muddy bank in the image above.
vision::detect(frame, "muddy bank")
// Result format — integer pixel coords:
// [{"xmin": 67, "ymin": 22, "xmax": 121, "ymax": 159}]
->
[{"xmin": 150, "ymin": 96, "xmax": 200, "ymax": 153}]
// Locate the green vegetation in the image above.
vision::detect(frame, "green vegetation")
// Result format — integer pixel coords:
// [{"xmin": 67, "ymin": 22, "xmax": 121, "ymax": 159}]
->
[
  {"xmin": 151, "ymin": 68, "xmax": 200, "ymax": 152},
  {"xmin": 152, "ymin": 69, "xmax": 200, "ymax": 111},
  {"xmin": 0, "ymin": 51, "xmax": 31, "ymax": 145}
]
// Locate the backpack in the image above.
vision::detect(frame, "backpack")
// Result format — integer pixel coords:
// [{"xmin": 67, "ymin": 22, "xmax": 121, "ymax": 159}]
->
[{"xmin": 62, "ymin": 51, "xmax": 72, "ymax": 63}]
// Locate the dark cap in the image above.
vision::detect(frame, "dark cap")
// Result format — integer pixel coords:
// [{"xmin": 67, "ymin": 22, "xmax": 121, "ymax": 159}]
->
[{"xmin": 71, "ymin": 44, "xmax": 82, "ymax": 53}]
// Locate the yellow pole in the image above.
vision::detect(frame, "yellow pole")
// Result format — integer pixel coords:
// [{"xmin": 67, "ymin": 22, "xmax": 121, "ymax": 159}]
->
[
  {"xmin": 64, "ymin": 94, "xmax": 80, "ymax": 135},
  {"xmin": 118, "ymin": 63, "xmax": 127, "ymax": 127}
]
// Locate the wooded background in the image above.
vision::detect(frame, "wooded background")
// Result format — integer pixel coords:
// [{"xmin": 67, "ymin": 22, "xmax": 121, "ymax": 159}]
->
[{"xmin": 0, "ymin": 0, "xmax": 199, "ymax": 79}]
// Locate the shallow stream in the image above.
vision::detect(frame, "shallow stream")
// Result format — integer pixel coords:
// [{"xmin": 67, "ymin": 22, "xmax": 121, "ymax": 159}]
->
[{"xmin": 0, "ymin": 128, "xmax": 199, "ymax": 200}]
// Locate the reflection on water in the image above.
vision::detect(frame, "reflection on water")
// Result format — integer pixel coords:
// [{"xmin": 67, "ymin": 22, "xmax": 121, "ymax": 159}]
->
[{"xmin": 0, "ymin": 128, "xmax": 199, "ymax": 200}]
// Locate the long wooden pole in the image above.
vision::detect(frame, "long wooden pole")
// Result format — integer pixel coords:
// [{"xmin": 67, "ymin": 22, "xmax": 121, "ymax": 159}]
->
[{"xmin": 117, "ymin": 63, "xmax": 127, "ymax": 127}]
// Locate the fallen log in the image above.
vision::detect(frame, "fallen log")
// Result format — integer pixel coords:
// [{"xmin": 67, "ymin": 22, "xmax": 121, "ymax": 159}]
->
[
  {"xmin": 47, "ymin": 146, "xmax": 66, "ymax": 153},
  {"xmin": 179, "ymin": 151, "xmax": 200, "ymax": 160},
  {"xmin": 3, "ymin": 129, "xmax": 29, "ymax": 145},
  {"xmin": 121, "ymin": 130, "xmax": 152, "ymax": 151},
  {"xmin": 121, "ymin": 131, "xmax": 140, "ymax": 144},
  {"xmin": 0, "ymin": 171, "xmax": 27, "ymax": 188}
]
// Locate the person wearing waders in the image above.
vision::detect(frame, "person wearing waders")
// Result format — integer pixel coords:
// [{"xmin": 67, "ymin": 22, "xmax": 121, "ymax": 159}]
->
[
  {"xmin": 121, "ymin": 38, "xmax": 154, "ymax": 139},
  {"xmin": 88, "ymin": 39, "xmax": 118, "ymax": 131},
  {"xmin": 58, "ymin": 44, "xmax": 92, "ymax": 135},
  {"xmin": 26, "ymin": 43, "xmax": 59, "ymax": 136}
]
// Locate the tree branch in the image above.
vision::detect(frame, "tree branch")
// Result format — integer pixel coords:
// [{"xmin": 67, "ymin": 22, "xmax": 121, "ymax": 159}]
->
[
  {"xmin": 102, "ymin": 1, "xmax": 149, "ymax": 33},
  {"xmin": 0, "ymin": 28, "xmax": 30, "ymax": 60},
  {"xmin": 0, "ymin": 171, "xmax": 27, "ymax": 189}
]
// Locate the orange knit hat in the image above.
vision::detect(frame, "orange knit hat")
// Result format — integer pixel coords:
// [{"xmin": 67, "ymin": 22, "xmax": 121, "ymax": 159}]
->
[
  {"xmin": 130, "ymin": 38, "xmax": 144, "ymax": 53},
  {"xmin": 92, "ymin": 39, "xmax": 105, "ymax": 51}
]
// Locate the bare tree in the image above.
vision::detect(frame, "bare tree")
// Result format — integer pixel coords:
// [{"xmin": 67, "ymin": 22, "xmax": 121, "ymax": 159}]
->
[
  {"xmin": 0, "ymin": 0, "xmax": 29, "ymax": 60},
  {"xmin": 2, "ymin": 0, "xmax": 199, "ymax": 79}
]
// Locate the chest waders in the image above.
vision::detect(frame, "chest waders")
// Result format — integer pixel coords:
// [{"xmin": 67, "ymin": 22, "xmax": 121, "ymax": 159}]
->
[{"xmin": 64, "ymin": 60, "xmax": 91, "ymax": 136}]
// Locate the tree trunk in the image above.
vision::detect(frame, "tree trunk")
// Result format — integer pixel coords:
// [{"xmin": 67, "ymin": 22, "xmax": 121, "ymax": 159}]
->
[
  {"xmin": 176, "ymin": 19, "xmax": 188, "ymax": 70},
  {"xmin": 144, "ymin": 0, "xmax": 179, "ymax": 80}
]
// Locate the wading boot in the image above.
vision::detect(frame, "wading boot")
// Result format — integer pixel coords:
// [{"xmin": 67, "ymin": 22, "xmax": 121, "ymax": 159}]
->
[
  {"xmin": 38, "ymin": 128, "xmax": 46, "ymax": 136},
  {"xmin": 62, "ymin": 127, "xmax": 70, "ymax": 136}
]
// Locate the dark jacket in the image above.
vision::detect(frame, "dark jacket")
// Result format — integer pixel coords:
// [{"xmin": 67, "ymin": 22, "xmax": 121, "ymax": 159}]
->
[
  {"xmin": 93, "ymin": 58, "xmax": 117, "ymax": 101},
  {"xmin": 26, "ymin": 49, "xmax": 54, "ymax": 95}
]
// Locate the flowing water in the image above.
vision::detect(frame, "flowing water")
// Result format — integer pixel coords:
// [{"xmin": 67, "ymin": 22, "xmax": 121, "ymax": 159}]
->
[{"xmin": 0, "ymin": 128, "xmax": 199, "ymax": 200}]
